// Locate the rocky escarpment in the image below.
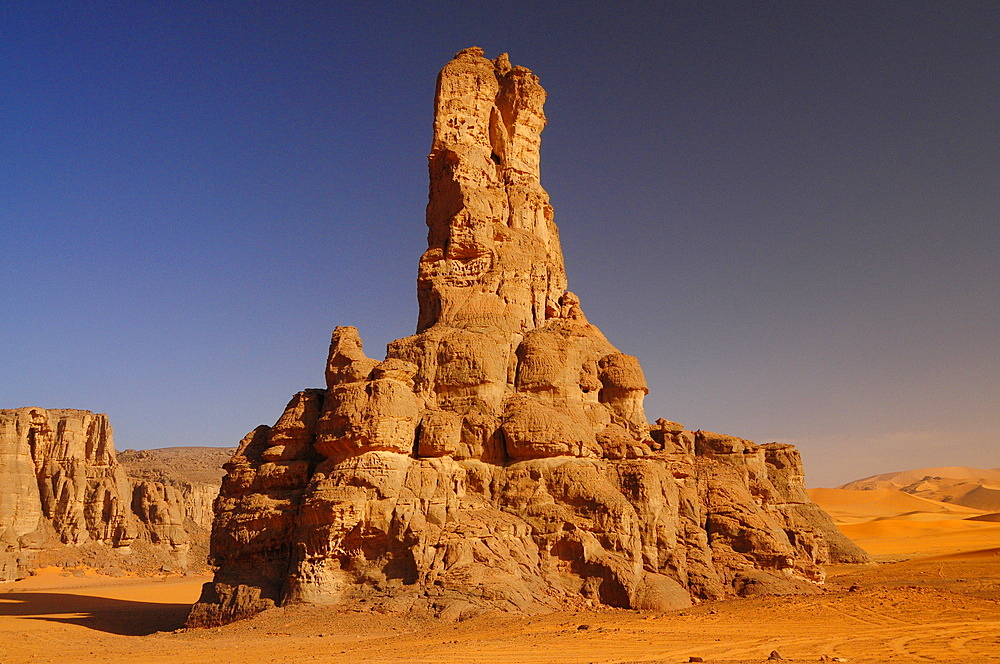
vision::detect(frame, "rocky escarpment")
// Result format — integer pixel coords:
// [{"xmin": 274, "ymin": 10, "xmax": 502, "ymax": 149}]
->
[
  {"xmin": 119, "ymin": 446, "xmax": 232, "ymax": 567},
  {"xmin": 119, "ymin": 447, "xmax": 232, "ymax": 532},
  {"xmin": 0, "ymin": 408, "xmax": 226, "ymax": 580},
  {"xmin": 189, "ymin": 47, "xmax": 867, "ymax": 626}
]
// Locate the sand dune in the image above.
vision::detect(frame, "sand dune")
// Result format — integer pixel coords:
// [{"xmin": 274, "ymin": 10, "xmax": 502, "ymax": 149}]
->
[
  {"xmin": 968, "ymin": 512, "xmax": 1000, "ymax": 522},
  {"xmin": 955, "ymin": 484, "xmax": 1000, "ymax": 511},
  {"xmin": 809, "ymin": 481, "xmax": 1000, "ymax": 559},
  {"xmin": 808, "ymin": 487, "xmax": 983, "ymax": 523},
  {"xmin": 840, "ymin": 465, "xmax": 1000, "ymax": 489},
  {"xmin": 837, "ymin": 466, "xmax": 1000, "ymax": 513},
  {"xmin": 837, "ymin": 518, "xmax": 1000, "ymax": 558}
]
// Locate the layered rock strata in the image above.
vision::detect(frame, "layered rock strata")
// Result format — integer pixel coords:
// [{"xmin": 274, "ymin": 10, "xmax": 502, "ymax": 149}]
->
[
  {"xmin": 189, "ymin": 47, "xmax": 867, "ymax": 626},
  {"xmin": 0, "ymin": 408, "xmax": 223, "ymax": 580}
]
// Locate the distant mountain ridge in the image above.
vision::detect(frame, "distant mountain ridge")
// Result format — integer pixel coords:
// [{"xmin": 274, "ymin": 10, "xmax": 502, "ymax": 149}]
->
[{"xmin": 119, "ymin": 446, "xmax": 234, "ymax": 488}]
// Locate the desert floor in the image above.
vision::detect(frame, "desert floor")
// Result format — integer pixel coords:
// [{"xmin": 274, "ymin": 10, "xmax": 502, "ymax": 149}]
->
[{"xmin": 2, "ymin": 488, "xmax": 999, "ymax": 664}]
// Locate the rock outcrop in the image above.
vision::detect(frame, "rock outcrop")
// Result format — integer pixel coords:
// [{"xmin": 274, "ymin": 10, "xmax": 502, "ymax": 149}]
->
[
  {"xmin": 189, "ymin": 47, "xmax": 867, "ymax": 626},
  {"xmin": 1, "ymin": 408, "xmax": 136, "ymax": 578},
  {"xmin": 118, "ymin": 447, "xmax": 231, "ymax": 532},
  {"xmin": 0, "ymin": 408, "xmax": 227, "ymax": 580},
  {"xmin": 118, "ymin": 446, "xmax": 232, "ymax": 568}
]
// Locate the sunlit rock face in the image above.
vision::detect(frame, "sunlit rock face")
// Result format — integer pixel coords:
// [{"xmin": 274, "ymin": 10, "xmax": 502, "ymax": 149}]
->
[
  {"xmin": 0, "ymin": 408, "xmax": 136, "ymax": 574},
  {"xmin": 0, "ymin": 408, "xmax": 222, "ymax": 580},
  {"xmin": 188, "ymin": 48, "xmax": 867, "ymax": 626}
]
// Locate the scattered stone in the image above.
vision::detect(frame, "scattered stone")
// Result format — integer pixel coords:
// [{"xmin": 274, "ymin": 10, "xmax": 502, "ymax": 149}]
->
[
  {"xmin": 689, "ymin": 658, "xmax": 704, "ymax": 663},
  {"xmin": 768, "ymin": 651, "xmax": 784, "ymax": 660},
  {"xmin": 577, "ymin": 624, "xmax": 591, "ymax": 630}
]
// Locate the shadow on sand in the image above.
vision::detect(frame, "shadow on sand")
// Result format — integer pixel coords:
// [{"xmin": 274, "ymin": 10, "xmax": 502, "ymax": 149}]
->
[{"xmin": 0, "ymin": 591, "xmax": 191, "ymax": 636}]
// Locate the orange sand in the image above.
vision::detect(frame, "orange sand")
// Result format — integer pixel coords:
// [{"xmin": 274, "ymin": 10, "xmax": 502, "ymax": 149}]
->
[
  {"xmin": 808, "ymin": 488, "xmax": 983, "ymax": 523},
  {"xmin": 810, "ymin": 486, "xmax": 1000, "ymax": 559},
  {"xmin": 2, "ymin": 567, "xmax": 999, "ymax": 664}
]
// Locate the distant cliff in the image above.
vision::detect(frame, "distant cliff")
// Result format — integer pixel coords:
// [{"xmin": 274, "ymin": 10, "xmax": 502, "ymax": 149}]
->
[{"xmin": 0, "ymin": 407, "xmax": 230, "ymax": 581}]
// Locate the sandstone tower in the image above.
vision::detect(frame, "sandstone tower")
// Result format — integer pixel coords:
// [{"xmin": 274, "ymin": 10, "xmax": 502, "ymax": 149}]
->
[{"xmin": 189, "ymin": 48, "xmax": 866, "ymax": 625}]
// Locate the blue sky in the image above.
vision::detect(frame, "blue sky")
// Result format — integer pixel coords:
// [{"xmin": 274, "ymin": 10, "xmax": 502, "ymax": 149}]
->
[{"xmin": 3, "ymin": 2, "xmax": 998, "ymax": 486}]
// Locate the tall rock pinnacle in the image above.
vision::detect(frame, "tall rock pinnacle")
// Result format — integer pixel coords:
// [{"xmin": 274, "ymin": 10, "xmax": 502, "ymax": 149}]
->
[
  {"xmin": 188, "ymin": 49, "xmax": 867, "ymax": 627},
  {"xmin": 419, "ymin": 47, "xmax": 566, "ymax": 335}
]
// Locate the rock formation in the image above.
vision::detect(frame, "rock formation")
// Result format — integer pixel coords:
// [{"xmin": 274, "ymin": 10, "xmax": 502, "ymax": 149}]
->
[
  {"xmin": 188, "ymin": 47, "xmax": 867, "ymax": 626},
  {"xmin": 118, "ymin": 446, "xmax": 231, "ymax": 565},
  {"xmin": 119, "ymin": 447, "xmax": 230, "ymax": 530},
  {"xmin": 1, "ymin": 407, "xmax": 135, "ymax": 579},
  {"xmin": 0, "ymin": 408, "xmax": 225, "ymax": 580}
]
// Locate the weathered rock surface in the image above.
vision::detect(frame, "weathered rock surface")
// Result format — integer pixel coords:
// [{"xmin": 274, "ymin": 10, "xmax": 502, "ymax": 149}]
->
[
  {"xmin": 0, "ymin": 408, "xmax": 228, "ymax": 580},
  {"xmin": 118, "ymin": 447, "xmax": 230, "ymax": 532},
  {"xmin": 0, "ymin": 408, "xmax": 136, "ymax": 579},
  {"xmin": 118, "ymin": 446, "xmax": 232, "ymax": 568},
  {"xmin": 189, "ymin": 48, "xmax": 867, "ymax": 626}
]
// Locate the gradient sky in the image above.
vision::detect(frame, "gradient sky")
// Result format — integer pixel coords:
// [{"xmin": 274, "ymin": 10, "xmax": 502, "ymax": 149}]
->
[{"xmin": 3, "ymin": 2, "xmax": 998, "ymax": 487}]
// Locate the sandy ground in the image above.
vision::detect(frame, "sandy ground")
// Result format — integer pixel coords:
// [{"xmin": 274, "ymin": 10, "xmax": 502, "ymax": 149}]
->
[{"xmin": 2, "ymin": 489, "xmax": 999, "ymax": 664}]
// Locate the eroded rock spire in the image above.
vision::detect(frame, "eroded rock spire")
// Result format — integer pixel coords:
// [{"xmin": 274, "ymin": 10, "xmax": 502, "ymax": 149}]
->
[
  {"xmin": 188, "ymin": 49, "xmax": 867, "ymax": 627},
  {"xmin": 419, "ymin": 47, "xmax": 566, "ymax": 334}
]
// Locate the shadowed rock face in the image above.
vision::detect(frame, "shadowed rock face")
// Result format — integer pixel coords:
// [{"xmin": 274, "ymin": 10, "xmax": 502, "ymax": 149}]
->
[
  {"xmin": 118, "ymin": 447, "xmax": 229, "ymax": 553},
  {"xmin": 188, "ymin": 47, "xmax": 867, "ymax": 626},
  {"xmin": 0, "ymin": 408, "xmax": 224, "ymax": 580}
]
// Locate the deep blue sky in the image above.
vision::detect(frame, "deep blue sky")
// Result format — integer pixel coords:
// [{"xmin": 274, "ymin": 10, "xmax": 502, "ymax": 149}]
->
[{"xmin": 3, "ymin": 2, "xmax": 998, "ymax": 486}]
